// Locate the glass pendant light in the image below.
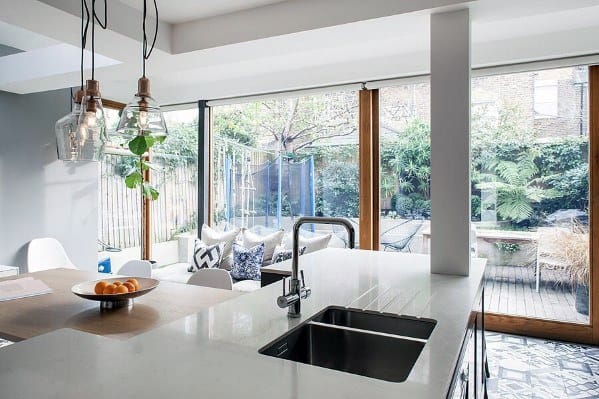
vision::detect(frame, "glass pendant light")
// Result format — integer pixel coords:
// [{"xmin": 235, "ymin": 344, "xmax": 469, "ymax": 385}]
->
[
  {"xmin": 55, "ymin": 89, "xmax": 99, "ymax": 161},
  {"xmin": 55, "ymin": 0, "xmax": 106, "ymax": 162},
  {"xmin": 117, "ymin": 76, "xmax": 167, "ymax": 138},
  {"xmin": 76, "ymin": 79, "xmax": 107, "ymax": 160},
  {"xmin": 117, "ymin": 0, "xmax": 167, "ymax": 138},
  {"xmin": 56, "ymin": 89, "xmax": 84, "ymax": 161}
]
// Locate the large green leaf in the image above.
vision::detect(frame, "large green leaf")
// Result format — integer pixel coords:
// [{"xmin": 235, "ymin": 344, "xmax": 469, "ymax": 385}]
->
[
  {"xmin": 128, "ymin": 135, "xmax": 155, "ymax": 155},
  {"xmin": 125, "ymin": 171, "xmax": 142, "ymax": 188},
  {"xmin": 142, "ymin": 182, "xmax": 159, "ymax": 201}
]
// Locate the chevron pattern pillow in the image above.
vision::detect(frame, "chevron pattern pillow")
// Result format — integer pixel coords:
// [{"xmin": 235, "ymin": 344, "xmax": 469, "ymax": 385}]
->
[{"xmin": 188, "ymin": 240, "xmax": 224, "ymax": 272}]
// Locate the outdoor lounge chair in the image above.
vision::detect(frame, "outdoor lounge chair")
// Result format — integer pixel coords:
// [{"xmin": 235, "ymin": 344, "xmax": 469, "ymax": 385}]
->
[{"xmin": 380, "ymin": 220, "xmax": 423, "ymax": 252}]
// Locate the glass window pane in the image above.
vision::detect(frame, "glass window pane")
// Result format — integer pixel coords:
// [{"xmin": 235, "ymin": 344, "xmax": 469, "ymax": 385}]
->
[
  {"xmin": 379, "ymin": 80, "xmax": 431, "ymax": 255},
  {"xmin": 211, "ymin": 90, "xmax": 359, "ymax": 248},
  {"xmin": 472, "ymin": 66, "xmax": 589, "ymax": 324},
  {"xmin": 150, "ymin": 109, "xmax": 199, "ymax": 266},
  {"xmin": 98, "ymin": 107, "xmax": 199, "ymax": 271}
]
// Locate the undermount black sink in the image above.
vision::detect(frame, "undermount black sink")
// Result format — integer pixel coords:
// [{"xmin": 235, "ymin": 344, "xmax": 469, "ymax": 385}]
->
[
  {"xmin": 259, "ymin": 306, "xmax": 436, "ymax": 382},
  {"xmin": 311, "ymin": 306, "xmax": 436, "ymax": 340}
]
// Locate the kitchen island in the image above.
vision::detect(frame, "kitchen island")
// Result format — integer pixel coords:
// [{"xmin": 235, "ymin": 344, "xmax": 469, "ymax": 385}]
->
[{"xmin": 0, "ymin": 249, "xmax": 486, "ymax": 398}]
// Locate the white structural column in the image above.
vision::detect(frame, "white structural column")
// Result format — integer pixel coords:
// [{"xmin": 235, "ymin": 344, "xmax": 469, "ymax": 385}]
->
[{"xmin": 430, "ymin": 9, "xmax": 471, "ymax": 276}]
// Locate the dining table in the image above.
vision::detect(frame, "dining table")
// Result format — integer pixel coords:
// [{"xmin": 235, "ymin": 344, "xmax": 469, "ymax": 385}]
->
[{"xmin": 0, "ymin": 268, "xmax": 241, "ymax": 341}]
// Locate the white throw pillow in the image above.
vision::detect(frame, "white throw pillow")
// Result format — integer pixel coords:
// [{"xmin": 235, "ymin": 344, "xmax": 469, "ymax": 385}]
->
[
  {"xmin": 242, "ymin": 229, "xmax": 284, "ymax": 265},
  {"xmin": 201, "ymin": 224, "xmax": 240, "ymax": 271},
  {"xmin": 299, "ymin": 234, "xmax": 332, "ymax": 254}
]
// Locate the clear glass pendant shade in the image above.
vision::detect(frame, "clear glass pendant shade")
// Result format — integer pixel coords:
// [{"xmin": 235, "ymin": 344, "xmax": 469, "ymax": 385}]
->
[
  {"xmin": 116, "ymin": 77, "xmax": 167, "ymax": 138},
  {"xmin": 55, "ymin": 89, "xmax": 106, "ymax": 162}
]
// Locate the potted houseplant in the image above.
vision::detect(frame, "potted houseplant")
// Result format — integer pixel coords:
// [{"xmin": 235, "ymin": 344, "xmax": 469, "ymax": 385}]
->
[{"xmin": 547, "ymin": 226, "xmax": 589, "ymax": 315}]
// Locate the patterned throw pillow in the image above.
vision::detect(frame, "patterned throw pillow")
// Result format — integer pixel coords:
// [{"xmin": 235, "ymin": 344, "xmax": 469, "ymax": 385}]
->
[
  {"xmin": 201, "ymin": 224, "xmax": 240, "ymax": 271},
  {"xmin": 188, "ymin": 240, "xmax": 223, "ymax": 272},
  {"xmin": 272, "ymin": 245, "xmax": 306, "ymax": 264},
  {"xmin": 230, "ymin": 243, "xmax": 265, "ymax": 281}
]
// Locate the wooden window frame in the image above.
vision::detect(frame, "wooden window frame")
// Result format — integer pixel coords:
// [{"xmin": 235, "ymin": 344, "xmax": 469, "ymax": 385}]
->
[{"xmin": 358, "ymin": 89, "xmax": 380, "ymax": 250}]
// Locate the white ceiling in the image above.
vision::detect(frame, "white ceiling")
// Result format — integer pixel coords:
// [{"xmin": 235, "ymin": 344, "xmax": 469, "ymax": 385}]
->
[
  {"xmin": 2, "ymin": 0, "xmax": 599, "ymax": 104},
  {"xmin": 117, "ymin": 0, "xmax": 289, "ymax": 23}
]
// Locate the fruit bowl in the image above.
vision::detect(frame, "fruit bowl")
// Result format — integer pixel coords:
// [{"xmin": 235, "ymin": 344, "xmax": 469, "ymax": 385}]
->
[{"xmin": 72, "ymin": 277, "xmax": 159, "ymax": 309}]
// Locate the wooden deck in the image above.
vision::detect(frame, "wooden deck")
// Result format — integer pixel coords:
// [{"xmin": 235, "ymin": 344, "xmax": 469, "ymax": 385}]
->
[{"xmin": 484, "ymin": 264, "xmax": 588, "ymax": 324}]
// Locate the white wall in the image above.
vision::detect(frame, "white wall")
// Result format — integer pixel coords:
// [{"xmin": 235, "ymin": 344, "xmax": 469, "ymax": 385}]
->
[{"xmin": 0, "ymin": 88, "xmax": 98, "ymax": 272}]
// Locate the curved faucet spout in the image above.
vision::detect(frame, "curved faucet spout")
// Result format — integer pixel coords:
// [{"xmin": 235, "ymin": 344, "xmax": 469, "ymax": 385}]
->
[{"xmin": 278, "ymin": 216, "xmax": 356, "ymax": 318}]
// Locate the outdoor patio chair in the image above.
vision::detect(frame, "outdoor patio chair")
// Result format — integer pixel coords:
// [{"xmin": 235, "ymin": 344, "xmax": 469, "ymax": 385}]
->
[
  {"xmin": 27, "ymin": 238, "xmax": 77, "ymax": 273},
  {"xmin": 381, "ymin": 220, "xmax": 423, "ymax": 252},
  {"xmin": 117, "ymin": 260, "xmax": 153, "ymax": 278}
]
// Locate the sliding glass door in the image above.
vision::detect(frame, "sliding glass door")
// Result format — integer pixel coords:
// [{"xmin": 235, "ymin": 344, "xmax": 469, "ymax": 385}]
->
[{"xmin": 472, "ymin": 66, "xmax": 590, "ymax": 326}]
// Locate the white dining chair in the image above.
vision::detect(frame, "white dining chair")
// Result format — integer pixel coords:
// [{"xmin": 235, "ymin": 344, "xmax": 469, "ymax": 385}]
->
[
  {"xmin": 27, "ymin": 238, "xmax": 77, "ymax": 273},
  {"xmin": 187, "ymin": 268, "xmax": 233, "ymax": 290},
  {"xmin": 117, "ymin": 260, "xmax": 153, "ymax": 278}
]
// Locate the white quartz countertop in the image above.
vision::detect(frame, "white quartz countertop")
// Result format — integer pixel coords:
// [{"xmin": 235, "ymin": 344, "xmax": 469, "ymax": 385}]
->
[{"xmin": 0, "ymin": 249, "xmax": 486, "ymax": 399}]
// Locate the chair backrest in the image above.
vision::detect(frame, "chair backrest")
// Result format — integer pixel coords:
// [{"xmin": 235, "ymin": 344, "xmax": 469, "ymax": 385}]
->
[
  {"xmin": 384, "ymin": 220, "xmax": 423, "ymax": 250},
  {"xmin": 187, "ymin": 268, "xmax": 233, "ymax": 290},
  {"xmin": 27, "ymin": 238, "xmax": 76, "ymax": 273},
  {"xmin": 118, "ymin": 260, "xmax": 153, "ymax": 278}
]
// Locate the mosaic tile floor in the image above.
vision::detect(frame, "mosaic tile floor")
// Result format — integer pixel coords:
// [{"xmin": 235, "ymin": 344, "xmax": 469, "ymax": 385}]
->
[{"xmin": 487, "ymin": 332, "xmax": 599, "ymax": 399}]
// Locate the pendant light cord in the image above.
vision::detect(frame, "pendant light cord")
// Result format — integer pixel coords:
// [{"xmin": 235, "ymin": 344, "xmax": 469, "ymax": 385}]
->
[
  {"xmin": 86, "ymin": 0, "xmax": 107, "ymax": 82},
  {"xmin": 142, "ymin": 0, "xmax": 159, "ymax": 77},
  {"xmin": 80, "ymin": 0, "xmax": 90, "ymax": 90},
  {"xmin": 91, "ymin": 0, "xmax": 95, "ymax": 80}
]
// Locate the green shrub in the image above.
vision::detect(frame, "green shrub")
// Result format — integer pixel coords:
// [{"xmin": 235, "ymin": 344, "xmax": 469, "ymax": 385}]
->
[{"xmin": 316, "ymin": 161, "xmax": 359, "ymax": 217}]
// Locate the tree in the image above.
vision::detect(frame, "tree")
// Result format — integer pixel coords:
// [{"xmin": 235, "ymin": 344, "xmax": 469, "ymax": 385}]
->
[
  {"xmin": 212, "ymin": 108, "xmax": 257, "ymax": 147},
  {"xmin": 380, "ymin": 120, "xmax": 431, "ymax": 200},
  {"xmin": 253, "ymin": 92, "xmax": 358, "ymax": 154}
]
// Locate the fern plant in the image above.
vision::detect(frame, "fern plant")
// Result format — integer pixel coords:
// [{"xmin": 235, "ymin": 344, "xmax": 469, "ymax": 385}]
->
[{"xmin": 476, "ymin": 150, "xmax": 560, "ymax": 223}]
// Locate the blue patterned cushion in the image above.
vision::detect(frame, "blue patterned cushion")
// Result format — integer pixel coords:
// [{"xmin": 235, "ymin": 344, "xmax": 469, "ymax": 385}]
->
[{"xmin": 231, "ymin": 243, "xmax": 264, "ymax": 281}]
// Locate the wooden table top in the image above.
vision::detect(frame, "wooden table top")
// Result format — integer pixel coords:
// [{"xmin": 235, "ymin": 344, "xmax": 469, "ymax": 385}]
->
[{"xmin": 0, "ymin": 269, "xmax": 241, "ymax": 341}]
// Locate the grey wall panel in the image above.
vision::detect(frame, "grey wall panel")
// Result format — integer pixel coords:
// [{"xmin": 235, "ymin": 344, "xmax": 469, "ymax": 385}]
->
[{"xmin": 0, "ymin": 89, "xmax": 98, "ymax": 271}]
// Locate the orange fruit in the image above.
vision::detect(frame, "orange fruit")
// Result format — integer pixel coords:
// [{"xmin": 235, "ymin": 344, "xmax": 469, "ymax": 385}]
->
[
  {"xmin": 126, "ymin": 278, "xmax": 139, "ymax": 291},
  {"xmin": 102, "ymin": 284, "xmax": 116, "ymax": 294},
  {"xmin": 122, "ymin": 282, "xmax": 136, "ymax": 293},
  {"xmin": 113, "ymin": 281, "xmax": 122, "ymax": 286},
  {"xmin": 115, "ymin": 285, "xmax": 129, "ymax": 294},
  {"xmin": 94, "ymin": 281, "xmax": 108, "ymax": 295}
]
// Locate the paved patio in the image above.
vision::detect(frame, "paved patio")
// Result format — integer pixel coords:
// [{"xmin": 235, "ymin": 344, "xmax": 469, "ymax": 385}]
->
[{"xmin": 484, "ymin": 264, "xmax": 588, "ymax": 324}]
